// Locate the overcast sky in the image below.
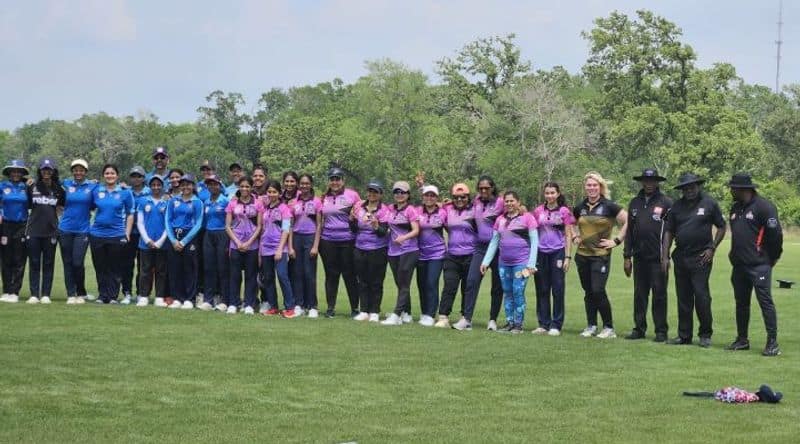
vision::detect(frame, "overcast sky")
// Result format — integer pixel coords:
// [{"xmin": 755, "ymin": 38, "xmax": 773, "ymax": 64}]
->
[{"xmin": 1, "ymin": 0, "xmax": 797, "ymax": 130}]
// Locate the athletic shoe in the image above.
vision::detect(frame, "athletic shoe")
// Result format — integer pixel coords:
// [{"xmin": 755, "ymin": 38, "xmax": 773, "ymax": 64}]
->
[
  {"xmin": 307, "ymin": 308, "xmax": 319, "ymax": 319},
  {"xmin": 434, "ymin": 315, "xmax": 450, "ymax": 328},
  {"xmin": 265, "ymin": 308, "xmax": 280, "ymax": 316},
  {"xmin": 95, "ymin": 298, "xmax": 105, "ymax": 305},
  {"xmin": 580, "ymin": 326, "xmax": 597, "ymax": 337},
  {"xmin": 324, "ymin": 308, "xmax": 335, "ymax": 318},
  {"xmin": 381, "ymin": 313, "xmax": 402, "ymax": 326},
  {"xmin": 353, "ymin": 312, "xmax": 370, "ymax": 321},
  {"xmin": 350, "ymin": 310, "xmax": 360, "ymax": 319},
  {"xmin": 40, "ymin": 296, "xmax": 51, "ymax": 304},
  {"xmin": 531, "ymin": 327, "xmax": 548, "ymax": 335},
  {"xmin": 281, "ymin": 309, "xmax": 297, "ymax": 318},
  {"xmin": 229, "ymin": 306, "xmax": 241, "ymax": 315},
  {"xmin": 596, "ymin": 328, "xmax": 617, "ymax": 339},
  {"xmin": 74, "ymin": 296, "xmax": 85, "ymax": 304},
  {"xmin": 0, "ymin": 293, "xmax": 8, "ymax": 302},
  {"xmin": 154, "ymin": 297, "xmax": 167, "ymax": 308},
  {"xmin": 215, "ymin": 303, "xmax": 228, "ymax": 312},
  {"xmin": 243, "ymin": 306, "xmax": 255, "ymax": 315},
  {"xmin": 109, "ymin": 299, "xmax": 119, "ymax": 304},
  {"xmin": 198, "ymin": 302, "xmax": 213, "ymax": 311},
  {"xmin": 181, "ymin": 301, "xmax": 194, "ymax": 310},
  {"xmin": 259, "ymin": 302, "xmax": 270, "ymax": 313},
  {"xmin": 400, "ymin": 312, "xmax": 413, "ymax": 324},
  {"xmin": 451, "ymin": 317, "xmax": 472, "ymax": 331},
  {"xmin": 85, "ymin": 294, "xmax": 97, "ymax": 301},
  {"xmin": 169, "ymin": 300, "xmax": 182, "ymax": 309},
  {"xmin": 653, "ymin": 333, "xmax": 667, "ymax": 343},
  {"xmin": 3, "ymin": 294, "xmax": 18, "ymax": 303},
  {"xmin": 726, "ymin": 338, "xmax": 750, "ymax": 351},
  {"xmin": 368, "ymin": 313, "xmax": 380, "ymax": 322},
  {"xmin": 624, "ymin": 330, "xmax": 645, "ymax": 340},
  {"xmin": 120, "ymin": 294, "xmax": 132, "ymax": 305},
  {"xmin": 497, "ymin": 323, "xmax": 514, "ymax": 333},
  {"xmin": 136, "ymin": 297, "xmax": 149, "ymax": 307},
  {"xmin": 667, "ymin": 337, "xmax": 693, "ymax": 345},
  {"xmin": 486, "ymin": 320, "xmax": 498, "ymax": 331},
  {"xmin": 66, "ymin": 297, "xmax": 77, "ymax": 305},
  {"xmin": 762, "ymin": 338, "xmax": 781, "ymax": 357},
  {"xmin": 419, "ymin": 315, "xmax": 435, "ymax": 327},
  {"xmin": 293, "ymin": 306, "xmax": 304, "ymax": 317},
  {"xmin": 548, "ymin": 328, "xmax": 561, "ymax": 337},
  {"xmin": 698, "ymin": 337, "xmax": 712, "ymax": 348},
  {"xmin": 27, "ymin": 296, "xmax": 40, "ymax": 304},
  {"xmin": 511, "ymin": 326, "xmax": 524, "ymax": 335},
  {"xmin": 164, "ymin": 297, "xmax": 175, "ymax": 306}
]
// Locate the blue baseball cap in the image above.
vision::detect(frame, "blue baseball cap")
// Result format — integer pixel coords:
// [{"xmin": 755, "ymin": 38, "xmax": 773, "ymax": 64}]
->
[{"xmin": 3, "ymin": 159, "xmax": 29, "ymax": 176}]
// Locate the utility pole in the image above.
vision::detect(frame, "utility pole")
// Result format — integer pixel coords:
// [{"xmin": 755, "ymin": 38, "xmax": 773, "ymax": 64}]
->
[{"xmin": 776, "ymin": 0, "xmax": 784, "ymax": 93}]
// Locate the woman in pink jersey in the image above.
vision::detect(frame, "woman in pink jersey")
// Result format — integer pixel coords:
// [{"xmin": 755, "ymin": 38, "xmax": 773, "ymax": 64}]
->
[
  {"xmin": 289, "ymin": 173, "xmax": 322, "ymax": 318},
  {"xmin": 225, "ymin": 176, "xmax": 263, "ymax": 314},
  {"xmin": 415, "ymin": 185, "xmax": 447, "ymax": 327},
  {"xmin": 480, "ymin": 191, "xmax": 539, "ymax": 334},
  {"xmin": 281, "ymin": 171, "xmax": 300, "ymax": 204},
  {"xmin": 259, "ymin": 179, "xmax": 296, "ymax": 317},
  {"xmin": 531, "ymin": 182, "xmax": 575, "ymax": 336},
  {"xmin": 352, "ymin": 180, "xmax": 391, "ymax": 322}
]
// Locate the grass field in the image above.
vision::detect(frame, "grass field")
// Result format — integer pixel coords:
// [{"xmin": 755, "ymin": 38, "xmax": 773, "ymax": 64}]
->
[{"xmin": 1, "ymin": 238, "xmax": 798, "ymax": 443}]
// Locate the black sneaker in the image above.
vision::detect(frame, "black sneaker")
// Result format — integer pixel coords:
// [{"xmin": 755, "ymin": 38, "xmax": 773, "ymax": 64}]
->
[
  {"xmin": 666, "ymin": 336, "xmax": 692, "ymax": 345},
  {"xmin": 510, "ymin": 326, "xmax": 523, "ymax": 335},
  {"xmin": 726, "ymin": 338, "xmax": 750, "ymax": 351},
  {"xmin": 325, "ymin": 308, "xmax": 335, "ymax": 318},
  {"xmin": 653, "ymin": 333, "xmax": 667, "ymax": 343},
  {"xmin": 624, "ymin": 330, "xmax": 646, "ymax": 340},
  {"xmin": 762, "ymin": 338, "xmax": 781, "ymax": 357},
  {"xmin": 350, "ymin": 310, "xmax": 360, "ymax": 319},
  {"xmin": 698, "ymin": 337, "xmax": 711, "ymax": 348},
  {"xmin": 497, "ymin": 324, "xmax": 514, "ymax": 333}
]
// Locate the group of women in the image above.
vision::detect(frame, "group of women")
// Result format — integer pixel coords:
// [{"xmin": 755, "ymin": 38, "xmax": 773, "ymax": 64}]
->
[{"xmin": 0, "ymin": 154, "xmax": 631, "ymax": 337}]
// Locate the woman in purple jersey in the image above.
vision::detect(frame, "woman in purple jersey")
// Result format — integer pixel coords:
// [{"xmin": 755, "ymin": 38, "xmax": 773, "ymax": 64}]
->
[
  {"xmin": 352, "ymin": 180, "xmax": 391, "ymax": 322},
  {"xmin": 258, "ymin": 180, "xmax": 295, "ymax": 318},
  {"xmin": 225, "ymin": 176, "xmax": 263, "ymax": 314},
  {"xmin": 380, "ymin": 181, "xmax": 420, "ymax": 326},
  {"xmin": 252, "ymin": 164, "xmax": 268, "ymax": 197},
  {"xmin": 319, "ymin": 167, "xmax": 361, "ymax": 318},
  {"xmin": 281, "ymin": 171, "xmax": 300, "ymax": 204},
  {"xmin": 415, "ymin": 185, "xmax": 447, "ymax": 327},
  {"xmin": 289, "ymin": 174, "xmax": 322, "ymax": 318},
  {"xmin": 532, "ymin": 182, "xmax": 575, "ymax": 336}
]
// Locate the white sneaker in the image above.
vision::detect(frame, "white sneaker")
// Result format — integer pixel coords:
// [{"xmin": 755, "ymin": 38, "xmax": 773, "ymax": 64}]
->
[
  {"xmin": 381, "ymin": 313, "xmax": 402, "ymax": 326},
  {"xmin": 353, "ymin": 312, "xmax": 369, "ymax": 321},
  {"xmin": 198, "ymin": 302, "xmax": 213, "ymax": 311},
  {"xmin": 243, "ymin": 306, "xmax": 255, "ymax": 315},
  {"xmin": 434, "ymin": 315, "xmax": 450, "ymax": 328},
  {"xmin": 227, "ymin": 305, "xmax": 238, "ymax": 314},
  {"xmin": 40, "ymin": 296, "xmax": 51, "ymax": 304},
  {"xmin": 136, "ymin": 296, "xmax": 149, "ymax": 307},
  {"xmin": 75, "ymin": 296, "xmax": 85, "ymax": 304},
  {"xmin": 400, "ymin": 312, "xmax": 413, "ymax": 324},
  {"xmin": 66, "ymin": 296, "xmax": 77, "ymax": 305},
  {"xmin": 85, "ymin": 294, "xmax": 96, "ymax": 301},
  {"xmin": 120, "ymin": 295, "xmax": 131, "ymax": 305},
  {"xmin": 7, "ymin": 294, "xmax": 19, "ymax": 303},
  {"xmin": 259, "ymin": 302, "xmax": 270, "ymax": 313},
  {"xmin": 216, "ymin": 303, "xmax": 228, "ymax": 312},
  {"xmin": 531, "ymin": 327, "xmax": 548, "ymax": 335},
  {"xmin": 548, "ymin": 328, "xmax": 561, "ymax": 336},
  {"xmin": 27, "ymin": 296, "xmax": 40, "ymax": 304},
  {"xmin": 419, "ymin": 315, "xmax": 435, "ymax": 327},
  {"xmin": 307, "ymin": 308, "xmax": 319, "ymax": 319},
  {"xmin": 293, "ymin": 306, "xmax": 304, "ymax": 317},
  {"xmin": 181, "ymin": 301, "xmax": 194, "ymax": 310},
  {"xmin": 169, "ymin": 300, "xmax": 182, "ymax": 309},
  {"xmin": 487, "ymin": 320, "xmax": 498, "ymax": 331},
  {"xmin": 596, "ymin": 328, "xmax": 617, "ymax": 339},
  {"xmin": 0, "ymin": 293, "xmax": 8, "ymax": 302},
  {"xmin": 452, "ymin": 317, "xmax": 472, "ymax": 331},
  {"xmin": 580, "ymin": 325, "xmax": 598, "ymax": 337},
  {"xmin": 368, "ymin": 313, "xmax": 380, "ymax": 322},
  {"xmin": 154, "ymin": 297, "xmax": 167, "ymax": 307}
]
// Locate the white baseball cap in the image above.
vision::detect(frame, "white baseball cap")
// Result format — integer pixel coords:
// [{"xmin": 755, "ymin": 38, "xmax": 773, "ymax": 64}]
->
[
  {"xmin": 70, "ymin": 159, "xmax": 89, "ymax": 170},
  {"xmin": 421, "ymin": 185, "xmax": 439, "ymax": 196}
]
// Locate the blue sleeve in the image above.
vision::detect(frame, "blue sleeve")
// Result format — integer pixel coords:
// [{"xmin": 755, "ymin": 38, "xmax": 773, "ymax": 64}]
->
[
  {"xmin": 125, "ymin": 191, "xmax": 135, "ymax": 215},
  {"xmin": 527, "ymin": 229, "xmax": 539, "ymax": 269},
  {"xmin": 166, "ymin": 200, "xmax": 177, "ymax": 243},
  {"xmin": 481, "ymin": 231, "xmax": 500, "ymax": 267},
  {"xmin": 281, "ymin": 219, "xmax": 291, "ymax": 232},
  {"xmin": 181, "ymin": 199, "xmax": 204, "ymax": 244}
]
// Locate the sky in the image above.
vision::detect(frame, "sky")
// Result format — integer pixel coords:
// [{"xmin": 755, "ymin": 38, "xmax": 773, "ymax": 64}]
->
[{"xmin": 1, "ymin": 0, "xmax": 797, "ymax": 130}]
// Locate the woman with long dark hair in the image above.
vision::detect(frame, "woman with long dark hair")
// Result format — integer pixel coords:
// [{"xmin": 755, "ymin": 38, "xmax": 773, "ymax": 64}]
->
[
  {"xmin": 25, "ymin": 158, "xmax": 65, "ymax": 304},
  {"xmin": 165, "ymin": 174, "xmax": 204, "ymax": 309},
  {"xmin": 281, "ymin": 171, "xmax": 300, "ymax": 204},
  {"xmin": 59, "ymin": 159, "xmax": 96, "ymax": 304},
  {"xmin": 226, "ymin": 176, "xmax": 263, "ymax": 314},
  {"xmin": 136, "ymin": 176, "xmax": 169, "ymax": 307},
  {"xmin": 289, "ymin": 173, "xmax": 322, "ymax": 318},
  {"xmin": 167, "ymin": 168, "xmax": 184, "ymax": 197},
  {"xmin": 415, "ymin": 185, "xmax": 447, "ymax": 327},
  {"xmin": 252, "ymin": 164, "xmax": 268, "ymax": 197},
  {"xmin": 258, "ymin": 180, "xmax": 295, "ymax": 317}
]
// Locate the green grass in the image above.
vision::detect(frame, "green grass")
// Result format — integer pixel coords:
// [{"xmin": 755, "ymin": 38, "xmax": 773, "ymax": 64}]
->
[{"xmin": 1, "ymin": 238, "xmax": 798, "ymax": 443}]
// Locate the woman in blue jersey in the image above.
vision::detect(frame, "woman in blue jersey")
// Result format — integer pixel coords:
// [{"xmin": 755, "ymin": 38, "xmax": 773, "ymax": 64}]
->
[
  {"xmin": 200, "ymin": 174, "xmax": 230, "ymax": 311},
  {"xmin": 25, "ymin": 158, "xmax": 65, "ymax": 304},
  {"xmin": 136, "ymin": 176, "xmax": 169, "ymax": 307},
  {"xmin": 59, "ymin": 159, "xmax": 96, "ymax": 305},
  {"xmin": 165, "ymin": 174, "xmax": 204, "ymax": 309},
  {"xmin": 167, "ymin": 169, "xmax": 183, "ymax": 197},
  {"xmin": 89, "ymin": 164, "xmax": 135, "ymax": 304},
  {"xmin": 0, "ymin": 160, "xmax": 31, "ymax": 304}
]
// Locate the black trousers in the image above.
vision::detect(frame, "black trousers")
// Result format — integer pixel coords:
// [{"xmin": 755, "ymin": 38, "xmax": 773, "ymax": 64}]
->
[
  {"xmin": 59, "ymin": 232, "xmax": 89, "ymax": 297},
  {"xmin": 389, "ymin": 251, "xmax": 419, "ymax": 315},
  {"xmin": 120, "ymin": 232, "xmax": 140, "ymax": 296},
  {"xmin": 464, "ymin": 242, "xmax": 502, "ymax": 321},
  {"xmin": 319, "ymin": 239, "xmax": 359, "ymax": 312},
  {"xmin": 439, "ymin": 254, "xmax": 471, "ymax": 316},
  {"xmin": 1, "ymin": 221, "xmax": 27, "ymax": 295},
  {"xmin": 291, "ymin": 233, "xmax": 319, "ymax": 309},
  {"xmin": 732, "ymin": 264, "xmax": 778, "ymax": 340},
  {"xmin": 27, "ymin": 236, "xmax": 57, "ymax": 297},
  {"xmin": 167, "ymin": 232, "xmax": 199, "ymax": 303},
  {"xmin": 90, "ymin": 235, "xmax": 127, "ymax": 303},
  {"xmin": 575, "ymin": 254, "xmax": 613, "ymax": 329},
  {"xmin": 230, "ymin": 249, "xmax": 258, "ymax": 308},
  {"xmin": 354, "ymin": 247, "xmax": 388, "ymax": 314},
  {"xmin": 673, "ymin": 254, "xmax": 713, "ymax": 339},
  {"xmin": 632, "ymin": 259, "xmax": 668, "ymax": 335},
  {"xmin": 203, "ymin": 230, "xmax": 230, "ymax": 304},
  {"xmin": 138, "ymin": 247, "xmax": 167, "ymax": 299}
]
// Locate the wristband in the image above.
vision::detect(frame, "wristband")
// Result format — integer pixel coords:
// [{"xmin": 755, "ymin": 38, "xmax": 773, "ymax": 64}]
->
[
  {"xmin": 564, "ymin": 255, "xmax": 571, "ymax": 259},
  {"xmin": 614, "ymin": 237, "xmax": 621, "ymax": 246}
]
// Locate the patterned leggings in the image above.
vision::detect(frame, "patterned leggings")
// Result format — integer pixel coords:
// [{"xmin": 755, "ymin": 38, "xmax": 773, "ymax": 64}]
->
[{"xmin": 499, "ymin": 264, "xmax": 529, "ymax": 327}]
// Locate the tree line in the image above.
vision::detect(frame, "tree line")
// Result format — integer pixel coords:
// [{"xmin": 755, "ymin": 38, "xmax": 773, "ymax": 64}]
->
[{"xmin": 3, "ymin": 10, "xmax": 800, "ymax": 223}]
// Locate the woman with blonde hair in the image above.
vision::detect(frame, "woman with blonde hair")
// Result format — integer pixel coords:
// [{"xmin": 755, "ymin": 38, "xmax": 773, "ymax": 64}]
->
[{"xmin": 572, "ymin": 172, "xmax": 628, "ymax": 339}]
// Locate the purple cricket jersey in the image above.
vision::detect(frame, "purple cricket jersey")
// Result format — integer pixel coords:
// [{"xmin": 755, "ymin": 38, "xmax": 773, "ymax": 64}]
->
[
  {"xmin": 225, "ymin": 197, "xmax": 263, "ymax": 251},
  {"xmin": 291, "ymin": 195, "xmax": 322, "ymax": 235},
  {"xmin": 417, "ymin": 206, "xmax": 447, "ymax": 261},
  {"xmin": 444, "ymin": 203, "xmax": 477, "ymax": 256},
  {"xmin": 474, "ymin": 196, "xmax": 505, "ymax": 244},
  {"xmin": 260, "ymin": 201, "xmax": 292, "ymax": 256},
  {"xmin": 354, "ymin": 201, "xmax": 391, "ymax": 251},
  {"xmin": 321, "ymin": 188, "xmax": 361, "ymax": 242},
  {"xmin": 494, "ymin": 212, "xmax": 538, "ymax": 266},
  {"xmin": 532, "ymin": 204, "xmax": 576, "ymax": 253},
  {"xmin": 281, "ymin": 188, "xmax": 301, "ymax": 204},
  {"xmin": 386, "ymin": 204, "xmax": 420, "ymax": 257}
]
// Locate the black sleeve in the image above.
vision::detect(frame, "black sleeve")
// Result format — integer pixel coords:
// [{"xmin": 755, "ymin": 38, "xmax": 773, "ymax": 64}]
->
[
  {"xmin": 759, "ymin": 200, "xmax": 783, "ymax": 263},
  {"xmin": 26, "ymin": 184, "xmax": 34, "ymax": 207},
  {"xmin": 623, "ymin": 200, "xmax": 634, "ymax": 258},
  {"xmin": 664, "ymin": 204, "xmax": 675, "ymax": 234},
  {"xmin": 711, "ymin": 200, "xmax": 726, "ymax": 228},
  {"xmin": 607, "ymin": 200, "xmax": 623, "ymax": 218}
]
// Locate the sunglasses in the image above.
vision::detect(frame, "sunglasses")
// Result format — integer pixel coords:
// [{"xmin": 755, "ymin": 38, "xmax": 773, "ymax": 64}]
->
[
  {"xmin": 329, "ymin": 176, "xmax": 343, "ymax": 181},
  {"xmin": 393, "ymin": 190, "xmax": 409, "ymax": 195},
  {"xmin": 453, "ymin": 195, "xmax": 469, "ymax": 200}
]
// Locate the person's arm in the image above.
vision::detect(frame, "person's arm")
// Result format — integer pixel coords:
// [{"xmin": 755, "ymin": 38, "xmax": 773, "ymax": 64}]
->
[
  {"xmin": 154, "ymin": 227, "xmax": 168, "ymax": 249},
  {"xmin": 661, "ymin": 230, "xmax": 673, "ymax": 274},
  {"xmin": 760, "ymin": 202, "xmax": 783, "ymax": 265},
  {"xmin": 225, "ymin": 211, "xmax": 240, "ymax": 248},
  {"xmin": 527, "ymin": 228, "xmax": 539, "ymax": 270},
  {"xmin": 166, "ymin": 201, "xmax": 178, "ymax": 245},
  {"xmin": 137, "ymin": 211, "xmax": 152, "ymax": 245},
  {"xmin": 701, "ymin": 204, "xmax": 727, "ymax": 265},
  {"xmin": 563, "ymin": 223, "xmax": 573, "ymax": 272},
  {"xmin": 395, "ymin": 220, "xmax": 420, "ymax": 244},
  {"xmin": 124, "ymin": 192, "xmax": 135, "ymax": 241},
  {"xmin": 311, "ymin": 210, "xmax": 322, "ymax": 257},
  {"xmin": 243, "ymin": 211, "xmax": 262, "ymax": 249},
  {"xmin": 599, "ymin": 209, "xmax": 628, "ymax": 249},
  {"xmin": 180, "ymin": 200, "xmax": 204, "ymax": 244},
  {"xmin": 480, "ymin": 231, "xmax": 500, "ymax": 272},
  {"xmin": 275, "ymin": 218, "xmax": 291, "ymax": 260}
]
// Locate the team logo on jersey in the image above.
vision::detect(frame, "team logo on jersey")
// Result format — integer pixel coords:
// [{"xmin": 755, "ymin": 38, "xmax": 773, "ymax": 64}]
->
[
  {"xmin": 730, "ymin": 213, "xmax": 737, "ymax": 220},
  {"xmin": 98, "ymin": 192, "xmax": 106, "ymax": 199},
  {"xmin": 767, "ymin": 218, "xmax": 778, "ymax": 228},
  {"xmin": 174, "ymin": 200, "xmax": 181, "ymax": 207},
  {"xmin": 697, "ymin": 208, "xmax": 705, "ymax": 216},
  {"xmin": 595, "ymin": 207, "xmax": 604, "ymax": 215},
  {"xmin": 631, "ymin": 209, "xmax": 638, "ymax": 217},
  {"xmin": 580, "ymin": 209, "xmax": 588, "ymax": 216},
  {"xmin": 68, "ymin": 186, "xmax": 76, "ymax": 193},
  {"xmin": 205, "ymin": 207, "xmax": 209, "ymax": 213},
  {"xmin": 745, "ymin": 211, "xmax": 754, "ymax": 220},
  {"xmin": 144, "ymin": 204, "xmax": 152, "ymax": 212},
  {"xmin": 3, "ymin": 188, "xmax": 10, "ymax": 195},
  {"xmin": 653, "ymin": 206, "xmax": 663, "ymax": 215}
]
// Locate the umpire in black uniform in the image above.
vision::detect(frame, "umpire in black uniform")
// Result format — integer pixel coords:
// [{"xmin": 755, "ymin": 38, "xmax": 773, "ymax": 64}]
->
[
  {"xmin": 725, "ymin": 174, "xmax": 783, "ymax": 356},
  {"xmin": 661, "ymin": 173, "xmax": 726, "ymax": 347},
  {"xmin": 623, "ymin": 169, "xmax": 672, "ymax": 342}
]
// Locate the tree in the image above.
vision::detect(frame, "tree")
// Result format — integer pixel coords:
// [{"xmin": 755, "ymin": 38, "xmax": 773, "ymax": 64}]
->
[{"xmin": 197, "ymin": 90, "xmax": 250, "ymax": 162}]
